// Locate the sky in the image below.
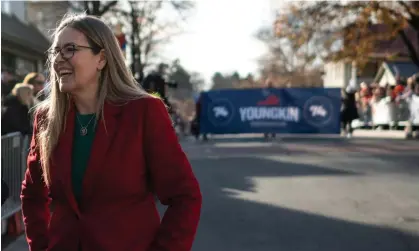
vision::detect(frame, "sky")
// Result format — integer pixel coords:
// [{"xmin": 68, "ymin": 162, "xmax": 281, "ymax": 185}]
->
[{"xmin": 161, "ymin": 0, "xmax": 278, "ymax": 88}]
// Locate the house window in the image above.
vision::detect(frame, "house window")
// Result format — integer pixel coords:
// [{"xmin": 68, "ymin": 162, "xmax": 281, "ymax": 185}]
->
[
  {"xmin": 36, "ymin": 11, "xmax": 43, "ymax": 22},
  {"xmin": 1, "ymin": 51, "xmax": 16, "ymax": 72},
  {"xmin": 1, "ymin": 0, "xmax": 10, "ymax": 13},
  {"xmin": 15, "ymin": 57, "xmax": 36, "ymax": 76}
]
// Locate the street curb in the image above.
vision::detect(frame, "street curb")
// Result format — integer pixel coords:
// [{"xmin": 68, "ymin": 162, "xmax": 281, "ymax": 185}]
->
[{"xmin": 184, "ymin": 130, "xmax": 411, "ymax": 141}]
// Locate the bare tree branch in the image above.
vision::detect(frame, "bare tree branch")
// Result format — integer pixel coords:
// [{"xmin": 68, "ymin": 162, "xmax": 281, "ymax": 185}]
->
[
  {"xmin": 69, "ymin": 1, "xmax": 118, "ymax": 16},
  {"xmin": 98, "ymin": 1, "xmax": 118, "ymax": 16},
  {"xmin": 115, "ymin": 1, "xmax": 194, "ymax": 79},
  {"xmin": 397, "ymin": 0, "xmax": 414, "ymax": 17}
]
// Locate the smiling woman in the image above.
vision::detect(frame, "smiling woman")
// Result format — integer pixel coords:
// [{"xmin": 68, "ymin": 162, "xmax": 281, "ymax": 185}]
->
[
  {"xmin": 21, "ymin": 13, "xmax": 202, "ymax": 251},
  {"xmin": 51, "ymin": 40, "xmax": 103, "ymax": 96}
]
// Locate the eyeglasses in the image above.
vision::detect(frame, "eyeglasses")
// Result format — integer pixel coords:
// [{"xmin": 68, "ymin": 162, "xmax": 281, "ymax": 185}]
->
[{"xmin": 49, "ymin": 44, "xmax": 94, "ymax": 61}]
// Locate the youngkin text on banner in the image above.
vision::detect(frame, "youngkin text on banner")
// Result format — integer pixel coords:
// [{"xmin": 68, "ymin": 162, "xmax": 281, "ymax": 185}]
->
[{"xmin": 199, "ymin": 88, "xmax": 341, "ymax": 134}]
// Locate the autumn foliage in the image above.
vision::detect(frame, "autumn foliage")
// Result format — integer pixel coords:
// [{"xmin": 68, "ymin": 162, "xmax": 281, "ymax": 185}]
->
[{"xmin": 274, "ymin": 1, "xmax": 419, "ymax": 69}]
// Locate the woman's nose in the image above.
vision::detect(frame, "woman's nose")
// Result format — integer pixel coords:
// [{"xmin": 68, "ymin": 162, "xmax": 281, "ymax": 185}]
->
[{"xmin": 54, "ymin": 52, "xmax": 65, "ymax": 64}]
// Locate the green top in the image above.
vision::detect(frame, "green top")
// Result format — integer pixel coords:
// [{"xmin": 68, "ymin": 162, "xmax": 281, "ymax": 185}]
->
[{"xmin": 71, "ymin": 113, "xmax": 96, "ymax": 204}]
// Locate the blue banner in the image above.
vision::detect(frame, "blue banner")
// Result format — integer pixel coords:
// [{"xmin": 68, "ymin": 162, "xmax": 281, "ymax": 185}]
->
[{"xmin": 200, "ymin": 88, "xmax": 341, "ymax": 134}]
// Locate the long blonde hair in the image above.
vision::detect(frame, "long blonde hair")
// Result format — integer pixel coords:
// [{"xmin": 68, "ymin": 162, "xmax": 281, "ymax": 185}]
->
[{"xmin": 36, "ymin": 13, "xmax": 148, "ymax": 186}]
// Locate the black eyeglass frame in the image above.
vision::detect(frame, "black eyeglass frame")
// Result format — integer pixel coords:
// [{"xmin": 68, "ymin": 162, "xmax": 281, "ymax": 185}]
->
[{"xmin": 49, "ymin": 43, "xmax": 98, "ymax": 61}]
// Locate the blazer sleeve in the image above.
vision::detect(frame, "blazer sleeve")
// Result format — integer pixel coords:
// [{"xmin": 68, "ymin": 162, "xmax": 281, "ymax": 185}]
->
[
  {"xmin": 21, "ymin": 111, "xmax": 51, "ymax": 251},
  {"xmin": 143, "ymin": 98, "xmax": 202, "ymax": 251}
]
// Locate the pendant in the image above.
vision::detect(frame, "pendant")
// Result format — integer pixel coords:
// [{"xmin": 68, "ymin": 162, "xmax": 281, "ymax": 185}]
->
[{"xmin": 80, "ymin": 127, "xmax": 88, "ymax": 136}]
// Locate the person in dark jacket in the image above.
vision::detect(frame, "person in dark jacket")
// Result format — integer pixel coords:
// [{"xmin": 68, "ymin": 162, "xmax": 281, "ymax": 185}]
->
[
  {"xmin": 341, "ymin": 84, "xmax": 359, "ymax": 138},
  {"xmin": 1, "ymin": 83, "xmax": 34, "ymax": 136},
  {"xmin": 264, "ymin": 79, "xmax": 276, "ymax": 139},
  {"xmin": 191, "ymin": 95, "xmax": 201, "ymax": 139},
  {"xmin": 1, "ymin": 69, "xmax": 17, "ymax": 97},
  {"xmin": 142, "ymin": 64, "xmax": 178, "ymax": 114},
  {"xmin": 191, "ymin": 94, "xmax": 208, "ymax": 141}
]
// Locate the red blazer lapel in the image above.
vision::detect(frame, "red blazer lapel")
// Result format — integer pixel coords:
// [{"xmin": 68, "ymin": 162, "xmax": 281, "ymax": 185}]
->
[
  {"xmin": 53, "ymin": 104, "xmax": 80, "ymax": 216},
  {"xmin": 82, "ymin": 102, "xmax": 122, "ymax": 203}
]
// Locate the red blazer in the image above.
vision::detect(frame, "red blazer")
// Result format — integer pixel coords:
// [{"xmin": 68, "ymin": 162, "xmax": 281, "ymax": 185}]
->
[{"xmin": 21, "ymin": 97, "xmax": 202, "ymax": 251}]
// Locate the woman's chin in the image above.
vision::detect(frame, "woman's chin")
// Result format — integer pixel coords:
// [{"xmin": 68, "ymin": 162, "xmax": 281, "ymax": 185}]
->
[{"xmin": 59, "ymin": 82, "xmax": 74, "ymax": 93}]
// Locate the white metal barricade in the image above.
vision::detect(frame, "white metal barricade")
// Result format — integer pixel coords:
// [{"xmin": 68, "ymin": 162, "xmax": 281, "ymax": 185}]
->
[
  {"xmin": 371, "ymin": 97, "xmax": 396, "ymax": 127},
  {"xmin": 1, "ymin": 132, "xmax": 29, "ymax": 221}
]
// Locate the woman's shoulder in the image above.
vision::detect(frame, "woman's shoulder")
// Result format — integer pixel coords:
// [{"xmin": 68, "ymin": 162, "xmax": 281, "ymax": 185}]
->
[
  {"xmin": 116, "ymin": 96, "xmax": 168, "ymax": 129},
  {"xmin": 123, "ymin": 95, "xmax": 166, "ymax": 112}
]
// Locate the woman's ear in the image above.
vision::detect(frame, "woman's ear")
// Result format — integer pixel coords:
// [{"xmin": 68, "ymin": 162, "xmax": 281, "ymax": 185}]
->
[{"xmin": 97, "ymin": 49, "xmax": 107, "ymax": 71}]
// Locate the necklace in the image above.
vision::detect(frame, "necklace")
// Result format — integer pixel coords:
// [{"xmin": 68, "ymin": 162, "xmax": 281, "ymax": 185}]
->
[{"xmin": 76, "ymin": 114, "xmax": 95, "ymax": 136}]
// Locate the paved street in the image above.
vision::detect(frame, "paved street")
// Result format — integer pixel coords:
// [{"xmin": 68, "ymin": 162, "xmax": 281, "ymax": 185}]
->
[
  {"xmin": 184, "ymin": 135, "xmax": 419, "ymax": 251},
  {"xmin": 4, "ymin": 135, "xmax": 419, "ymax": 251}
]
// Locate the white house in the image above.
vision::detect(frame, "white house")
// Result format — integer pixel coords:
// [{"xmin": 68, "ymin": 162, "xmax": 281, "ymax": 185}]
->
[{"xmin": 374, "ymin": 61, "xmax": 419, "ymax": 87}]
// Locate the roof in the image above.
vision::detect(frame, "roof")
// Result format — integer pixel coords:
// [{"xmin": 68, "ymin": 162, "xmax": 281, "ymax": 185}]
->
[
  {"xmin": 374, "ymin": 61, "xmax": 419, "ymax": 84},
  {"xmin": 385, "ymin": 61, "xmax": 419, "ymax": 78},
  {"xmin": 1, "ymin": 13, "xmax": 50, "ymax": 54}
]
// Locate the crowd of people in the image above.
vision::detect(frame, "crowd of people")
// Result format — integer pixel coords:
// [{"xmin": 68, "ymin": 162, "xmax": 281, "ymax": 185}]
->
[
  {"xmin": 1, "ymin": 70, "xmax": 48, "ymax": 216},
  {"xmin": 341, "ymin": 73, "xmax": 419, "ymax": 138},
  {"xmin": 2, "ymin": 68, "xmax": 418, "ymax": 140},
  {"xmin": 1, "ymin": 65, "xmax": 194, "ymax": 140},
  {"xmin": 1, "ymin": 70, "xmax": 47, "ymax": 136}
]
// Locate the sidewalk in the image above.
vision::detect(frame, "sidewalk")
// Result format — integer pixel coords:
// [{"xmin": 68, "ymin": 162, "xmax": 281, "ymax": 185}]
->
[
  {"xmin": 202, "ymin": 130, "xmax": 408, "ymax": 140},
  {"xmin": 352, "ymin": 129, "xmax": 406, "ymax": 139}
]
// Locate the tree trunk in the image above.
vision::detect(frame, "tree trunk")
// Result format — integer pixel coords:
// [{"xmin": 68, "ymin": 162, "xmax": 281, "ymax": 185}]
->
[
  {"xmin": 82, "ymin": 1, "xmax": 118, "ymax": 16},
  {"xmin": 137, "ymin": 33, "xmax": 144, "ymax": 82},
  {"xmin": 84, "ymin": 1, "xmax": 90, "ymax": 14},
  {"xmin": 138, "ymin": 64, "xmax": 144, "ymax": 83},
  {"xmin": 92, "ymin": 1, "xmax": 100, "ymax": 15},
  {"xmin": 130, "ymin": 3, "xmax": 138, "ymax": 76},
  {"xmin": 399, "ymin": 29, "xmax": 419, "ymax": 68}
]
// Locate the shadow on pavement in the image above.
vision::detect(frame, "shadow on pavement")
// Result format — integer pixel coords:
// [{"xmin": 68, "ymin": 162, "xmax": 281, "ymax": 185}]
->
[
  {"xmin": 186, "ymin": 156, "xmax": 419, "ymax": 251},
  {"xmin": 191, "ymin": 156, "xmax": 357, "ymax": 193}
]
